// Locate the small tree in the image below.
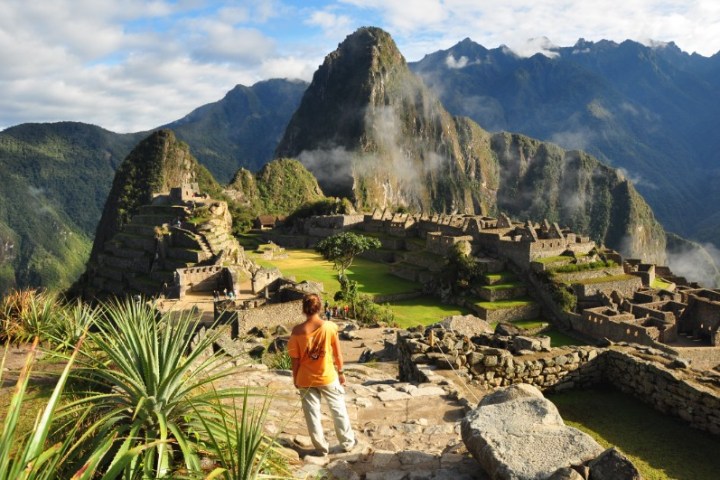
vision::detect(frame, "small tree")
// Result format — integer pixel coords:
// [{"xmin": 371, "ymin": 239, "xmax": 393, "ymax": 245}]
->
[{"xmin": 315, "ymin": 232, "xmax": 381, "ymax": 277}]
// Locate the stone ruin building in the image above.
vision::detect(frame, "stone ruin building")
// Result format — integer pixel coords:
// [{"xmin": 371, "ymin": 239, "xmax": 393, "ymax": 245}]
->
[
  {"xmin": 86, "ymin": 183, "xmax": 256, "ymax": 300},
  {"xmin": 263, "ymin": 208, "xmax": 720, "ymax": 351}
]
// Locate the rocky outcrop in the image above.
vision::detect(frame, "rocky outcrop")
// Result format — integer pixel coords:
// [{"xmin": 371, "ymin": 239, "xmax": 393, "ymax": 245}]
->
[
  {"xmin": 225, "ymin": 158, "xmax": 325, "ymax": 215},
  {"xmin": 461, "ymin": 384, "xmax": 604, "ymax": 480},
  {"xmin": 88, "ymin": 129, "xmax": 216, "ymax": 265}
]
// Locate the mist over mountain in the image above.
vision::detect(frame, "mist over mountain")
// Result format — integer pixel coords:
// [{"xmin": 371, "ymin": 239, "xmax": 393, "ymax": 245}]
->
[
  {"xmin": 276, "ymin": 27, "xmax": 666, "ymax": 263},
  {"xmin": 409, "ymin": 38, "xmax": 720, "ymax": 248}
]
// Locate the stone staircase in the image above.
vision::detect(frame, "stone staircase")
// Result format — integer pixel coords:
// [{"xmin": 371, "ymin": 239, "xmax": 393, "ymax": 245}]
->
[
  {"xmin": 467, "ymin": 271, "xmax": 539, "ymax": 324},
  {"xmin": 91, "ymin": 203, "xmax": 224, "ymax": 297}
]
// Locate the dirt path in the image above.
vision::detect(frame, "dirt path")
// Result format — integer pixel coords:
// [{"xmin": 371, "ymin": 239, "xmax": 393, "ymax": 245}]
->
[{"xmin": 221, "ymin": 324, "xmax": 490, "ymax": 479}]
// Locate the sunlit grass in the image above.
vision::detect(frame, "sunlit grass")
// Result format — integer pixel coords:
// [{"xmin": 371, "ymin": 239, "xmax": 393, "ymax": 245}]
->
[
  {"xmin": 387, "ymin": 297, "xmax": 471, "ymax": 328},
  {"xmin": 550, "ymin": 386, "xmax": 720, "ymax": 480},
  {"xmin": 473, "ymin": 298, "xmax": 536, "ymax": 310},
  {"xmin": 652, "ymin": 278, "xmax": 673, "ymax": 290},
  {"xmin": 249, "ymin": 248, "xmax": 419, "ymax": 298}
]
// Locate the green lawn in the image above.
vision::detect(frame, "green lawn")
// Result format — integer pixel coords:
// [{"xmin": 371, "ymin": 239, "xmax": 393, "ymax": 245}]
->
[
  {"xmin": 652, "ymin": 278, "xmax": 673, "ymax": 290},
  {"xmin": 473, "ymin": 298, "xmax": 536, "ymax": 310},
  {"xmin": 482, "ymin": 281, "xmax": 523, "ymax": 291},
  {"xmin": 543, "ymin": 327, "xmax": 587, "ymax": 347},
  {"xmin": 511, "ymin": 319, "xmax": 548, "ymax": 330},
  {"xmin": 483, "ymin": 271, "xmax": 517, "ymax": 284},
  {"xmin": 387, "ymin": 297, "xmax": 471, "ymax": 328},
  {"xmin": 249, "ymin": 248, "xmax": 419, "ymax": 298},
  {"xmin": 550, "ymin": 386, "xmax": 720, "ymax": 480},
  {"xmin": 533, "ymin": 255, "xmax": 574, "ymax": 265}
]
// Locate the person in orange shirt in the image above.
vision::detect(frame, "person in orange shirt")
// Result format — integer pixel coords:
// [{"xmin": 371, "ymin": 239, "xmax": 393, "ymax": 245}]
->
[{"xmin": 288, "ymin": 294, "xmax": 356, "ymax": 456}]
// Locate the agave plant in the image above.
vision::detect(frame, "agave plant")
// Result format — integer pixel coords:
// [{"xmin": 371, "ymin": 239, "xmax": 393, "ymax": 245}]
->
[
  {"xmin": 62, "ymin": 298, "xmax": 238, "ymax": 478},
  {"xmin": 0, "ymin": 289, "xmax": 48, "ymax": 343},
  {"xmin": 49, "ymin": 300, "xmax": 99, "ymax": 352},
  {"xmin": 193, "ymin": 387, "xmax": 291, "ymax": 480}
]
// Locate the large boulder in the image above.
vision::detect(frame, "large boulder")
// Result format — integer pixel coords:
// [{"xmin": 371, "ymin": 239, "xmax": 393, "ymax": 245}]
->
[
  {"xmin": 461, "ymin": 384, "xmax": 604, "ymax": 480},
  {"xmin": 435, "ymin": 314, "xmax": 493, "ymax": 337}
]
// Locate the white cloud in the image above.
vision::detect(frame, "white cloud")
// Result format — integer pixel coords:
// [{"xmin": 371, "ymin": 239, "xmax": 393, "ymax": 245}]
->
[
  {"xmin": 1, "ymin": 0, "xmax": 719, "ymax": 132},
  {"xmin": 306, "ymin": 11, "xmax": 352, "ymax": 37},
  {"xmin": 445, "ymin": 54, "xmax": 468, "ymax": 68}
]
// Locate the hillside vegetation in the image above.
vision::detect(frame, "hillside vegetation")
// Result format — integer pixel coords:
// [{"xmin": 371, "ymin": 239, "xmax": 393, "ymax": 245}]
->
[{"xmin": 0, "ymin": 123, "xmax": 144, "ymax": 293}]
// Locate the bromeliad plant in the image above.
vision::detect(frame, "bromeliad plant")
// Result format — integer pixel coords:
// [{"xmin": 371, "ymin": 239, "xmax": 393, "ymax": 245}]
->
[
  {"xmin": 0, "ymin": 289, "xmax": 58, "ymax": 344},
  {"xmin": 62, "ymin": 299, "xmax": 237, "ymax": 478}
]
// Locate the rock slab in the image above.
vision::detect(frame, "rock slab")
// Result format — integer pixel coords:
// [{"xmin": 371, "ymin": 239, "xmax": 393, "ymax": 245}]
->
[{"xmin": 461, "ymin": 384, "xmax": 603, "ymax": 480}]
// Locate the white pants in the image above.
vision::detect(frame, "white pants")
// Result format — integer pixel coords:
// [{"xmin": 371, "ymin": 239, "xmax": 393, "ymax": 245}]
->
[{"xmin": 298, "ymin": 380, "xmax": 355, "ymax": 454}]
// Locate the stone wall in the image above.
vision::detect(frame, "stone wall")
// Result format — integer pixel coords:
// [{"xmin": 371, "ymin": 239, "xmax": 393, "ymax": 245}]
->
[
  {"xmin": 178, "ymin": 265, "xmax": 228, "ymax": 297},
  {"xmin": 604, "ymin": 349, "xmax": 720, "ymax": 435},
  {"xmin": 573, "ymin": 275, "xmax": 643, "ymax": 299},
  {"xmin": 469, "ymin": 302, "xmax": 539, "ymax": 323},
  {"xmin": 397, "ymin": 330, "xmax": 603, "ymax": 391},
  {"xmin": 573, "ymin": 309, "xmax": 660, "ymax": 347},
  {"xmin": 397, "ymin": 329, "xmax": 720, "ymax": 435},
  {"xmin": 550, "ymin": 265, "xmax": 625, "ymax": 283},
  {"xmin": 679, "ymin": 294, "xmax": 720, "ymax": 345},
  {"xmin": 218, "ymin": 300, "xmax": 305, "ymax": 337},
  {"xmin": 476, "ymin": 285, "xmax": 527, "ymax": 302}
]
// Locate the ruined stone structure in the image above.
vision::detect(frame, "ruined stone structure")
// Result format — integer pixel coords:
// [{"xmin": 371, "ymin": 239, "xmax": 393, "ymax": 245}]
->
[
  {"xmin": 397, "ymin": 328, "xmax": 720, "ymax": 436},
  {"xmin": 88, "ymin": 183, "xmax": 254, "ymax": 299},
  {"xmin": 678, "ymin": 289, "xmax": 720, "ymax": 345},
  {"xmin": 268, "ymin": 210, "xmax": 720, "ymax": 349}
]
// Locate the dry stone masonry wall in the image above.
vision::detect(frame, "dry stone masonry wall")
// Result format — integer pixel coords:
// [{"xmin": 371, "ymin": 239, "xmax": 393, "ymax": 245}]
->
[{"xmin": 397, "ymin": 328, "xmax": 720, "ymax": 435}]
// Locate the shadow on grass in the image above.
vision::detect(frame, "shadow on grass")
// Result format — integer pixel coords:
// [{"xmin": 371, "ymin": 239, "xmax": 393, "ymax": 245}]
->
[{"xmin": 549, "ymin": 384, "xmax": 720, "ymax": 480}]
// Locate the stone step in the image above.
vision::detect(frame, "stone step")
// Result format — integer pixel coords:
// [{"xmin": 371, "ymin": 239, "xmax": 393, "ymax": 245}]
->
[
  {"xmin": 172, "ymin": 232, "xmax": 202, "ymax": 249},
  {"xmin": 99, "ymin": 252, "xmax": 150, "ymax": 272},
  {"xmin": 131, "ymin": 214, "xmax": 175, "ymax": 227},
  {"xmin": 162, "ymin": 259, "xmax": 194, "ymax": 271},
  {"xmin": 166, "ymin": 247, "xmax": 207, "ymax": 263},
  {"xmin": 475, "ymin": 284, "xmax": 527, "ymax": 302},
  {"xmin": 138, "ymin": 204, "xmax": 188, "ymax": 217},
  {"xmin": 469, "ymin": 300, "xmax": 540, "ymax": 323},
  {"xmin": 114, "ymin": 233, "xmax": 156, "ymax": 252},
  {"xmin": 106, "ymin": 243, "xmax": 146, "ymax": 259},
  {"xmin": 128, "ymin": 275, "xmax": 161, "ymax": 296},
  {"xmin": 150, "ymin": 270, "xmax": 175, "ymax": 283},
  {"xmin": 95, "ymin": 265, "xmax": 127, "ymax": 282},
  {"xmin": 122, "ymin": 223, "xmax": 159, "ymax": 237}
]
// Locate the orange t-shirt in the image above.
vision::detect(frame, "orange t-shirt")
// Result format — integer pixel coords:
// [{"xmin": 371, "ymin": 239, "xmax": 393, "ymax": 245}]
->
[{"xmin": 288, "ymin": 321, "xmax": 339, "ymax": 388}]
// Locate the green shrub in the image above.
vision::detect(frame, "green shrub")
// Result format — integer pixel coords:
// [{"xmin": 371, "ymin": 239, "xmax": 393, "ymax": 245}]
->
[
  {"xmin": 264, "ymin": 349, "xmax": 292, "ymax": 370},
  {"xmin": 551, "ymin": 284, "xmax": 577, "ymax": 312},
  {"xmin": 550, "ymin": 260, "xmax": 617, "ymax": 274},
  {"xmin": 354, "ymin": 295, "xmax": 395, "ymax": 326},
  {"xmin": 0, "ymin": 289, "xmax": 60, "ymax": 344},
  {"xmin": 0, "ymin": 338, "xmax": 94, "ymax": 480},
  {"xmin": 193, "ymin": 387, "xmax": 290, "ymax": 480}
]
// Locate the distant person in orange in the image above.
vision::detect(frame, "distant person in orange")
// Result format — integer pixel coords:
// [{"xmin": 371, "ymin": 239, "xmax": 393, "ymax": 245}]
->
[{"xmin": 288, "ymin": 294, "xmax": 356, "ymax": 456}]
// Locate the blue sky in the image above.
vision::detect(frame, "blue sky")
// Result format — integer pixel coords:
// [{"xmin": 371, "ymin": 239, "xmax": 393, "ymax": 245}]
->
[{"xmin": 1, "ymin": 0, "xmax": 718, "ymax": 132}]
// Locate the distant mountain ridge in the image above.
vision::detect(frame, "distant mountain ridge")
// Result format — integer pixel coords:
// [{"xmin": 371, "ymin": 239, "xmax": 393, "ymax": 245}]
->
[
  {"xmin": 165, "ymin": 78, "xmax": 307, "ymax": 182},
  {"xmin": 409, "ymin": 37, "xmax": 720, "ymax": 245},
  {"xmin": 0, "ymin": 80, "xmax": 305, "ymax": 293},
  {"xmin": 4, "ymin": 32, "xmax": 720, "ymax": 291}
]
